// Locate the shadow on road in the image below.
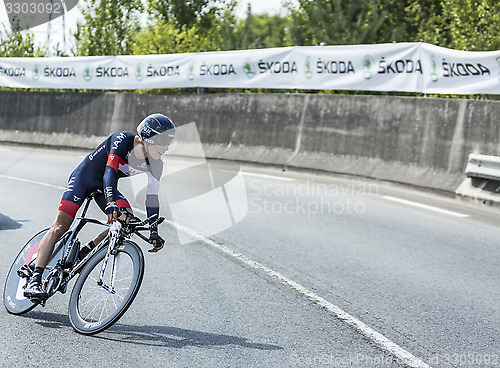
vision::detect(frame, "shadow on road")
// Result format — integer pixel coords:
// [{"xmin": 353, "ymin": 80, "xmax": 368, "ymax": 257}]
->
[
  {"xmin": 20, "ymin": 310, "xmax": 68, "ymax": 329},
  {"xmin": 0, "ymin": 213, "xmax": 23, "ymax": 230},
  {"xmin": 22, "ymin": 311, "xmax": 283, "ymax": 351}
]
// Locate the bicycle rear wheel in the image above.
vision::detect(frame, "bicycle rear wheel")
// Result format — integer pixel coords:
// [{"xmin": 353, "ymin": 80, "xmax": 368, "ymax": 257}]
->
[
  {"xmin": 68, "ymin": 240, "xmax": 144, "ymax": 335},
  {"xmin": 3, "ymin": 229, "xmax": 63, "ymax": 315}
]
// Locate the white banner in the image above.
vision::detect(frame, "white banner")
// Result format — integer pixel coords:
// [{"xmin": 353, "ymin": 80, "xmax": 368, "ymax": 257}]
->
[{"xmin": 0, "ymin": 43, "xmax": 498, "ymax": 94}]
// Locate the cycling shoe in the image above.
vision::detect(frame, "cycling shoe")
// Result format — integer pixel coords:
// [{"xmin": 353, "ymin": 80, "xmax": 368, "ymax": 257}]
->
[{"xmin": 24, "ymin": 281, "xmax": 48, "ymax": 300}]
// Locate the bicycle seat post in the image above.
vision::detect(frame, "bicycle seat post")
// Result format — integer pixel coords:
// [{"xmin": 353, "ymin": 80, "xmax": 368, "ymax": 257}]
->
[
  {"xmin": 80, "ymin": 197, "xmax": 92, "ymax": 218},
  {"xmin": 81, "ymin": 190, "xmax": 101, "ymax": 218}
]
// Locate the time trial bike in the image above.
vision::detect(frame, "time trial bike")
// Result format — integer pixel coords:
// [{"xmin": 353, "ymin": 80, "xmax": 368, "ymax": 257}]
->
[{"xmin": 3, "ymin": 190, "xmax": 164, "ymax": 335}]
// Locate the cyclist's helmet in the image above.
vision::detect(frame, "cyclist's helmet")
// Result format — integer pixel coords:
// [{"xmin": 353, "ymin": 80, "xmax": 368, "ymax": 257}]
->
[{"xmin": 137, "ymin": 113, "xmax": 175, "ymax": 146}]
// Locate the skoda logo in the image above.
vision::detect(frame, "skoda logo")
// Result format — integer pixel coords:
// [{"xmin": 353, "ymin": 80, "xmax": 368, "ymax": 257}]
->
[
  {"xmin": 243, "ymin": 59, "xmax": 256, "ymax": 79},
  {"xmin": 305, "ymin": 56, "xmax": 312, "ymax": 79},
  {"xmin": 32, "ymin": 64, "xmax": 40, "ymax": 80},
  {"xmin": 497, "ymin": 57, "xmax": 500, "ymax": 80},
  {"xmin": 136, "ymin": 63, "xmax": 143, "ymax": 81},
  {"xmin": 83, "ymin": 66, "xmax": 92, "ymax": 81},
  {"xmin": 364, "ymin": 55, "xmax": 374, "ymax": 79},
  {"xmin": 187, "ymin": 63, "xmax": 195, "ymax": 80},
  {"xmin": 431, "ymin": 55, "xmax": 438, "ymax": 82}
]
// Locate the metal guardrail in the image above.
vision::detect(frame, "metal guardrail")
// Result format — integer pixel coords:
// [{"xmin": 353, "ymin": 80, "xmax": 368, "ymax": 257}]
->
[{"xmin": 465, "ymin": 153, "xmax": 500, "ymax": 181}]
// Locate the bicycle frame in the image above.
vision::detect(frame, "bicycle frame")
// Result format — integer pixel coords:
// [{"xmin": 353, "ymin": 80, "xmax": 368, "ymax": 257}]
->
[
  {"xmin": 40, "ymin": 194, "xmax": 109, "ymax": 299},
  {"xmin": 41, "ymin": 193, "xmax": 158, "ymax": 299},
  {"xmin": 7, "ymin": 190, "xmax": 163, "ymax": 326},
  {"xmin": 60, "ymin": 194, "xmax": 104, "ymax": 268}
]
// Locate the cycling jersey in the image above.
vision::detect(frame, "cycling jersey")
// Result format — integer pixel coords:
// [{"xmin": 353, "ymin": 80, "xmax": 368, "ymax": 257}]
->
[{"xmin": 59, "ymin": 131, "xmax": 162, "ymax": 219}]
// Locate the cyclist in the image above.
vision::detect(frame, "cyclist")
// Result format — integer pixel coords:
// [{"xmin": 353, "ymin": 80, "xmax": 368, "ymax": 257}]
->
[{"xmin": 24, "ymin": 113, "xmax": 175, "ymax": 300}]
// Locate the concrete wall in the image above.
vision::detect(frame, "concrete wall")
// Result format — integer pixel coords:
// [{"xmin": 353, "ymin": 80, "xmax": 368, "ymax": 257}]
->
[{"xmin": 1, "ymin": 90, "xmax": 499, "ymax": 193}]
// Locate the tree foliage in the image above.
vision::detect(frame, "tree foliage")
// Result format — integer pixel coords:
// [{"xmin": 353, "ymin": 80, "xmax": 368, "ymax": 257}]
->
[
  {"xmin": 70, "ymin": 0, "xmax": 500, "ymax": 56},
  {"xmin": 133, "ymin": 19, "xmax": 218, "ymax": 54},
  {"xmin": 287, "ymin": 0, "xmax": 500, "ymax": 51},
  {"xmin": 404, "ymin": 0, "xmax": 450, "ymax": 45},
  {"xmin": 214, "ymin": 4, "xmax": 291, "ymax": 50},
  {"xmin": 74, "ymin": 0, "xmax": 143, "ymax": 56},
  {"xmin": 134, "ymin": 2, "xmax": 292, "ymax": 54},
  {"xmin": 402, "ymin": 0, "xmax": 500, "ymax": 51},
  {"xmin": 0, "ymin": 24, "xmax": 45, "ymax": 57},
  {"xmin": 147, "ymin": 0, "xmax": 230, "ymax": 33},
  {"xmin": 439, "ymin": 0, "xmax": 499, "ymax": 51},
  {"xmin": 288, "ymin": 0, "xmax": 390, "ymax": 45},
  {"xmin": 239, "ymin": 11, "xmax": 291, "ymax": 49},
  {"xmin": 212, "ymin": 5, "xmax": 240, "ymax": 50}
]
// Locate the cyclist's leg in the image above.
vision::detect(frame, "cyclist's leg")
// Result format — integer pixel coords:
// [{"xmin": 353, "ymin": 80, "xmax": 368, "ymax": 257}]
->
[
  {"xmin": 95, "ymin": 190, "xmax": 133, "ymax": 216},
  {"xmin": 35, "ymin": 172, "xmax": 88, "ymax": 269},
  {"xmin": 24, "ymin": 209, "xmax": 74, "ymax": 298},
  {"xmin": 25, "ymin": 170, "xmax": 92, "ymax": 298},
  {"xmin": 34, "ymin": 211, "xmax": 73, "ymax": 268}
]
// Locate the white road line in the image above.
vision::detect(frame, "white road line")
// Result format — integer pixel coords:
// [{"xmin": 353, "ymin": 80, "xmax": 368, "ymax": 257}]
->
[
  {"xmin": 0, "ymin": 174, "xmax": 65, "ymax": 190},
  {"xmin": 1, "ymin": 174, "xmax": 431, "ymax": 367},
  {"xmin": 241, "ymin": 172, "xmax": 295, "ymax": 181},
  {"xmin": 382, "ymin": 195, "xmax": 469, "ymax": 218},
  {"xmin": 148, "ymin": 213, "xmax": 432, "ymax": 368}
]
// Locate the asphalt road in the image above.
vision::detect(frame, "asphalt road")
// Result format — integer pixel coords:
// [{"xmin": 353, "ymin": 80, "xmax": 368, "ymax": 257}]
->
[{"xmin": 0, "ymin": 144, "xmax": 498, "ymax": 368}]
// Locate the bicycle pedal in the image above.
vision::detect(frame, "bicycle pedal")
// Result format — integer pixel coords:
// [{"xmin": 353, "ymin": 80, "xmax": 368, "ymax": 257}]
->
[
  {"xmin": 58, "ymin": 283, "xmax": 68, "ymax": 294},
  {"xmin": 30, "ymin": 297, "xmax": 47, "ymax": 307}
]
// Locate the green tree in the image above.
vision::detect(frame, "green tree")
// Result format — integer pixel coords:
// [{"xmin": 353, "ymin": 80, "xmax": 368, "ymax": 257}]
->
[
  {"xmin": 140, "ymin": 0, "xmax": 240, "ymax": 53},
  {"xmin": 212, "ymin": 5, "xmax": 240, "ymax": 50},
  {"xmin": 404, "ymin": 0, "xmax": 500, "ymax": 51},
  {"xmin": 441, "ymin": 0, "xmax": 500, "ymax": 51},
  {"xmin": 0, "ymin": 24, "xmax": 45, "ymax": 57},
  {"xmin": 405, "ymin": 0, "xmax": 452, "ymax": 46},
  {"xmin": 287, "ymin": 0, "xmax": 500, "ymax": 50},
  {"xmin": 74, "ymin": 0, "xmax": 143, "ymax": 56},
  {"xmin": 214, "ymin": 4, "xmax": 291, "ymax": 51},
  {"xmin": 287, "ymin": 0, "xmax": 390, "ymax": 45},
  {"xmin": 376, "ymin": 0, "xmax": 413, "ymax": 43},
  {"xmin": 133, "ymin": 19, "xmax": 218, "ymax": 54},
  {"xmin": 147, "ymin": 0, "xmax": 230, "ymax": 32},
  {"xmin": 239, "ymin": 12, "xmax": 291, "ymax": 49}
]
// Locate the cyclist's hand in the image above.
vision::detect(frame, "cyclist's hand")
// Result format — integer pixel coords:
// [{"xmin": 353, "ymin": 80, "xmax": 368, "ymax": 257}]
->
[
  {"xmin": 148, "ymin": 232, "xmax": 165, "ymax": 253},
  {"xmin": 105, "ymin": 202, "xmax": 119, "ymax": 224}
]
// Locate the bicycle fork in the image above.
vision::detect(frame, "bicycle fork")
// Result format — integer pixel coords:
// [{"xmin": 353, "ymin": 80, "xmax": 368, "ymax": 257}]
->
[{"xmin": 97, "ymin": 221, "xmax": 122, "ymax": 294}]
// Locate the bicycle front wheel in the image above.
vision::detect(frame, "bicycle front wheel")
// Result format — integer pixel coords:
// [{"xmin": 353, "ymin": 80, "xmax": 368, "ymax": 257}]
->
[{"xmin": 68, "ymin": 240, "xmax": 144, "ymax": 335}]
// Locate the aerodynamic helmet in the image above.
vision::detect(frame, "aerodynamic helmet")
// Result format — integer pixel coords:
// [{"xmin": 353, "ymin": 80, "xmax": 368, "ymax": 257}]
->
[{"xmin": 137, "ymin": 113, "xmax": 175, "ymax": 146}]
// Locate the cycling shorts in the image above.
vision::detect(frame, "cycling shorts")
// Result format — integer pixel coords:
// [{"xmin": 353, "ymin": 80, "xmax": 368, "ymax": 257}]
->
[{"xmin": 58, "ymin": 165, "xmax": 131, "ymax": 218}]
